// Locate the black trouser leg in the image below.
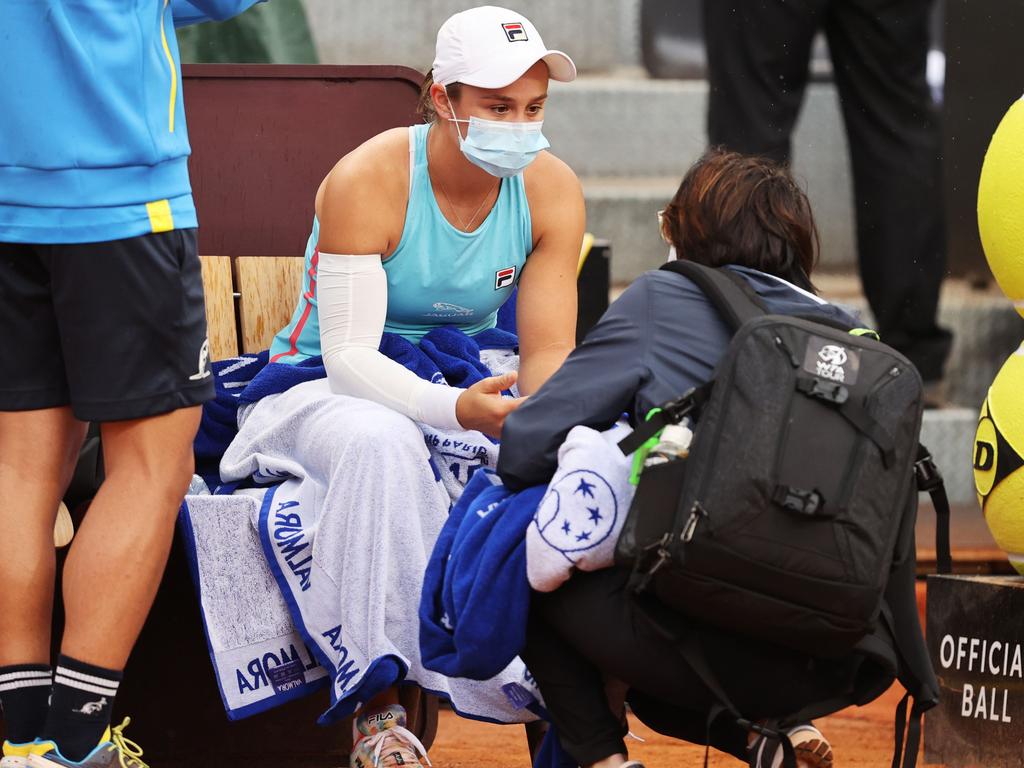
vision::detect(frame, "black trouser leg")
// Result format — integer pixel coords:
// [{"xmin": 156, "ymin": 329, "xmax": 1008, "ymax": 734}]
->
[
  {"xmin": 824, "ymin": 0, "xmax": 951, "ymax": 381},
  {"xmin": 523, "ymin": 569, "xmax": 750, "ymax": 763},
  {"xmin": 703, "ymin": 0, "xmax": 825, "ymax": 163},
  {"xmin": 521, "ymin": 596, "xmax": 628, "ymax": 765}
]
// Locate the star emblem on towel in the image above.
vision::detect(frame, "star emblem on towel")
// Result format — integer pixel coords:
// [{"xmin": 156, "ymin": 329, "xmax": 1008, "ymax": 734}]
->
[
  {"xmin": 562, "ymin": 520, "xmax": 572, "ymax": 535},
  {"xmin": 588, "ymin": 507, "xmax": 603, "ymax": 523},
  {"xmin": 576, "ymin": 530, "xmax": 591, "ymax": 542},
  {"xmin": 574, "ymin": 478, "xmax": 596, "ymax": 498}
]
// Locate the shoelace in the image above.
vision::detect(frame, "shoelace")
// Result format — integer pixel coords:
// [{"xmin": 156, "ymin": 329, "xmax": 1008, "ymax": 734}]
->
[
  {"xmin": 105, "ymin": 718, "xmax": 149, "ymax": 768},
  {"xmin": 363, "ymin": 725, "xmax": 432, "ymax": 767}
]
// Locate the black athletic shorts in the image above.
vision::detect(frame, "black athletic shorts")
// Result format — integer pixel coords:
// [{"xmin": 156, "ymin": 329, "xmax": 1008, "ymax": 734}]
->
[{"xmin": 0, "ymin": 229, "xmax": 215, "ymax": 421}]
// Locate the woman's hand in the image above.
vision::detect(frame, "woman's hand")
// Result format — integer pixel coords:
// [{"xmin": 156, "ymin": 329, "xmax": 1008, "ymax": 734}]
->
[{"xmin": 456, "ymin": 372, "xmax": 523, "ymax": 439}]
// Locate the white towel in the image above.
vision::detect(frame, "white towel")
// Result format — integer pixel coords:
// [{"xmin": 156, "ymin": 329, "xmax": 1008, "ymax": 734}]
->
[
  {"xmin": 527, "ymin": 422, "xmax": 636, "ymax": 592},
  {"xmin": 180, "ymin": 489, "xmax": 330, "ymax": 719},
  {"xmin": 220, "ymin": 377, "xmax": 541, "ymax": 725}
]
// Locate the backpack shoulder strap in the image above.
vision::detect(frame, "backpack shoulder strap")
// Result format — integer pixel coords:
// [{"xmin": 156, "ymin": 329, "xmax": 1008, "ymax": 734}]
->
[{"xmin": 660, "ymin": 261, "xmax": 768, "ymax": 331}]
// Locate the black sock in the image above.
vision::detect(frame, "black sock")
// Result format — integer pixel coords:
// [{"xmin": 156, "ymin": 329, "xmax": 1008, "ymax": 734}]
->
[
  {"xmin": 41, "ymin": 655, "xmax": 122, "ymax": 761},
  {"xmin": 0, "ymin": 664, "xmax": 52, "ymax": 744}
]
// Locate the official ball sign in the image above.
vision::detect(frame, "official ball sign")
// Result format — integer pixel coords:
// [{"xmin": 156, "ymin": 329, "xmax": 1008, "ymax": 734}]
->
[{"xmin": 926, "ymin": 575, "xmax": 1024, "ymax": 765}]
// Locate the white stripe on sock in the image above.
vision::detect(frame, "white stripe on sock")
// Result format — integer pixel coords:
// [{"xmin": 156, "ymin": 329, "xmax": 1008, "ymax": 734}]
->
[
  {"xmin": 0, "ymin": 678, "xmax": 52, "ymax": 692},
  {"xmin": 0, "ymin": 670, "xmax": 51, "ymax": 684},
  {"xmin": 54, "ymin": 675, "xmax": 119, "ymax": 698},
  {"xmin": 55, "ymin": 667, "xmax": 120, "ymax": 691}
]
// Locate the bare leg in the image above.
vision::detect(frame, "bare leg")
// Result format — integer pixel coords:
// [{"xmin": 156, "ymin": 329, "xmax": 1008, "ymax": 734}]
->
[
  {"xmin": 60, "ymin": 407, "xmax": 200, "ymax": 668},
  {"xmin": 0, "ymin": 408, "xmax": 87, "ymax": 666}
]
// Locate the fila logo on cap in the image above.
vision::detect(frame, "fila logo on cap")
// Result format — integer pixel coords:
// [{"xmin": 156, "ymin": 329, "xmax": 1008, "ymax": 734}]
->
[
  {"xmin": 495, "ymin": 266, "xmax": 517, "ymax": 289},
  {"xmin": 502, "ymin": 22, "xmax": 529, "ymax": 42}
]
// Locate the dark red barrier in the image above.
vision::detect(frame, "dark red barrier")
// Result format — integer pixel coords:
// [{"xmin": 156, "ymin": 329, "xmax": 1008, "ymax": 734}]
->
[{"xmin": 183, "ymin": 64, "xmax": 424, "ymax": 257}]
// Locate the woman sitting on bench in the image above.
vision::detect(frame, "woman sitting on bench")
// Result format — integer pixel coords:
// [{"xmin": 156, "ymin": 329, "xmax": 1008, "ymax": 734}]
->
[
  {"xmin": 223, "ymin": 6, "xmax": 583, "ymax": 767},
  {"xmin": 498, "ymin": 151, "xmax": 863, "ymax": 768}
]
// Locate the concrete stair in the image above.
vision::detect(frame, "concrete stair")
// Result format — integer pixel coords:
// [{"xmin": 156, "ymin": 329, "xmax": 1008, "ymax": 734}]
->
[
  {"xmin": 543, "ymin": 78, "xmax": 855, "ymax": 281},
  {"xmin": 303, "ymin": 0, "xmax": 641, "ymax": 74}
]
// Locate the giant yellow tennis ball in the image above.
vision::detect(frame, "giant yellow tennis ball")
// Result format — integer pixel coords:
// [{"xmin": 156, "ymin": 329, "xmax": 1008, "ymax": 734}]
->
[
  {"xmin": 978, "ymin": 94, "xmax": 1024, "ymax": 317},
  {"xmin": 975, "ymin": 343, "xmax": 1024, "ymax": 572}
]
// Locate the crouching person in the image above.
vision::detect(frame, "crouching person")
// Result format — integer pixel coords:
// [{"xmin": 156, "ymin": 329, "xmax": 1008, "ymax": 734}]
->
[{"xmin": 498, "ymin": 151, "xmax": 905, "ymax": 768}]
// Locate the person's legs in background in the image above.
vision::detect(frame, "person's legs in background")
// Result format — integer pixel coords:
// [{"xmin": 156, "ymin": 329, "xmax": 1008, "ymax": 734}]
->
[
  {"xmin": 824, "ymin": 0, "xmax": 952, "ymax": 387},
  {"xmin": 703, "ymin": 0, "xmax": 824, "ymax": 162}
]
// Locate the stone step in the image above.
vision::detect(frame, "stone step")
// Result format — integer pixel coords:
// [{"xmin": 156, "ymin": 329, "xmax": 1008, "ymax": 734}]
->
[
  {"xmin": 584, "ymin": 170, "xmax": 854, "ymax": 284},
  {"xmin": 564, "ymin": 78, "xmax": 856, "ymax": 276},
  {"xmin": 922, "ymin": 408, "xmax": 982, "ymax": 507},
  {"xmin": 606, "ymin": 275, "xmax": 1022, "ymax": 410},
  {"xmin": 303, "ymin": 0, "xmax": 640, "ymax": 74}
]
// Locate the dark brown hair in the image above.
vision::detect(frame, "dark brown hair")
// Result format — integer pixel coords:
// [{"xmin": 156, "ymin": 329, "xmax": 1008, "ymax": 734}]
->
[
  {"xmin": 417, "ymin": 71, "xmax": 463, "ymax": 122},
  {"xmin": 661, "ymin": 149, "xmax": 819, "ymax": 291}
]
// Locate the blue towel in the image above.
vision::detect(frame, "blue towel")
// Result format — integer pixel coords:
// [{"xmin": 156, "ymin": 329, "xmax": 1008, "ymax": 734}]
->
[
  {"xmin": 419, "ymin": 470, "xmax": 545, "ymax": 681},
  {"xmin": 194, "ymin": 326, "xmax": 519, "ymax": 489},
  {"xmin": 419, "ymin": 470, "xmax": 578, "ymax": 768},
  {"xmin": 193, "ymin": 351, "xmax": 268, "ymax": 491},
  {"xmin": 240, "ymin": 326, "xmax": 519, "ymax": 405}
]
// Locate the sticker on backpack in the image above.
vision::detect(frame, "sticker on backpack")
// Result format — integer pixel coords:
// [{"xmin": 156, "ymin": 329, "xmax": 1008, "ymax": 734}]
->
[{"xmin": 804, "ymin": 336, "xmax": 860, "ymax": 385}]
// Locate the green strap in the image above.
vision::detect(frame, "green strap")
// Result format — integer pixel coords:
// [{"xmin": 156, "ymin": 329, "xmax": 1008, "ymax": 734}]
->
[
  {"xmin": 629, "ymin": 408, "xmax": 664, "ymax": 486},
  {"xmin": 849, "ymin": 327, "xmax": 880, "ymax": 340}
]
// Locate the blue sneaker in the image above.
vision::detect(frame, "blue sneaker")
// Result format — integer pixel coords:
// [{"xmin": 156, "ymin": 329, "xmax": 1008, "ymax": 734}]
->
[{"xmin": 27, "ymin": 719, "xmax": 147, "ymax": 768}]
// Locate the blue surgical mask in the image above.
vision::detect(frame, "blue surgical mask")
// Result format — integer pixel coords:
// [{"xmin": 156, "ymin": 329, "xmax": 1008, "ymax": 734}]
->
[{"xmin": 446, "ymin": 95, "xmax": 550, "ymax": 178}]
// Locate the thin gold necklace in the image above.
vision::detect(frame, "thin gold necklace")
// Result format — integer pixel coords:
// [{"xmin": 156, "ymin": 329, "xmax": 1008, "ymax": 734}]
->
[{"xmin": 427, "ymin": 130, "xmax": 498, "ymax": 232}]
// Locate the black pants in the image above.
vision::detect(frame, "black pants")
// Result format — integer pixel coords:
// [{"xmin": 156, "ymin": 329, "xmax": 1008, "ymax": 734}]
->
[
  {"xmin": 703, "ymin": 0, "xmax": 951, "ymax": 382},
  {"xmin": 521, "ymin": 568, "xmax": 860, "ymax": 766}
]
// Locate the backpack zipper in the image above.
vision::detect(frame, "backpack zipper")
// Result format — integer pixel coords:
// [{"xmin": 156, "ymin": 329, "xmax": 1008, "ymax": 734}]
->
[{"xmin": 681, "ymin": 502, "xmax": 708, "ymax": 542}]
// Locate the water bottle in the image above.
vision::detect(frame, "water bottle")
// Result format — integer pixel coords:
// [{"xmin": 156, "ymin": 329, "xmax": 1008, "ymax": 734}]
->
[{"xmin": 643, "ymin": 423, "xmax": 693, "ymax": 468}]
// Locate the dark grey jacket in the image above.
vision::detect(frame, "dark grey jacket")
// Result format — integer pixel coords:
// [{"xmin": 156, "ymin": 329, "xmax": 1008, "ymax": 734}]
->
[{"xmin": 498, "ymin": 265, "xmax": 858, "ymax": 490}]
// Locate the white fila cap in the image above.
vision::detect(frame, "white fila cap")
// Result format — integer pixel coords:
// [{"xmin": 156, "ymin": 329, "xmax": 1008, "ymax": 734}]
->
[{"xmin": 432, "ymin": 6, "xmax": 577, "ymax": 89}]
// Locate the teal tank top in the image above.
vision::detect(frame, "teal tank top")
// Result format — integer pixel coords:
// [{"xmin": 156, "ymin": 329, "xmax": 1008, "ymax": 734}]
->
[{"xmin": 270, "ymin": 123, "xmax": 533, "ymax": 362}]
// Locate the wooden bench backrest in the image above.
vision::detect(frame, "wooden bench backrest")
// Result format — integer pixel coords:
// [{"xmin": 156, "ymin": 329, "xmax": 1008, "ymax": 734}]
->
[
  {"xmin": 185, "ymin": 64, "xmax": 423, "ymax": 361},
  {"xmin": 200, "ymin": 255, "xmax": 306, "ymax": 359},
  {"xmin": 198, "ymin": 256, "xmax": 238, "ymax": 359},
  {"xmin": 235, "ymin": 257, "xmax": 305, "ymax": 354}
]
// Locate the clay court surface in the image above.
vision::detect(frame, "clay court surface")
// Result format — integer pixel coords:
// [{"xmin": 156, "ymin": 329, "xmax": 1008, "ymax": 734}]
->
[{"xmin": 430, "ymin": 682, "xmax": 939, "ymax": 767}]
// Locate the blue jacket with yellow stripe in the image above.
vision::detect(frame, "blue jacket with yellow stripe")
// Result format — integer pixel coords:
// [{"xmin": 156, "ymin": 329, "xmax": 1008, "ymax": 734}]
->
[{"xmin": 0, "ymin": 0, "xmax": 262, "ymax": 244}]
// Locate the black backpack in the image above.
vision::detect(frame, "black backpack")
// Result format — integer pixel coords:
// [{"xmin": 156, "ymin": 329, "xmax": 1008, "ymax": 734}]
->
[{"xmin": 616, "ymin": 261, "xmax": 950, "ymax": 767}]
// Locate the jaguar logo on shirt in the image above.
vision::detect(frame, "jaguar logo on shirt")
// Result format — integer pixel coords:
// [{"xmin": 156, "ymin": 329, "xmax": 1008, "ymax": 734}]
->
[
  {"xmin": 495, "ymin": 266, "xmax": 517, "ymax": 290},
  {"xmin": 427, "ymin": 302, "xmax": 475, "ymax": 318}
]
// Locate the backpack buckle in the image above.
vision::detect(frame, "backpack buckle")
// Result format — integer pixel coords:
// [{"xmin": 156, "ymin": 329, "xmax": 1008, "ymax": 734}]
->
[
  {"xmin": 663, "ymin": 382, "xmax": 711, "ymax": 423},
  {"xmin": 797, "ymin": 377, "xmax": 849, "ymax": 405},
  {"xmin": 914, "ymin": 453, "xmax": 942, "ymax": 492},
  {"xmin": 773, "ymin": 485, "xmax": 825, "ymax": 516}
]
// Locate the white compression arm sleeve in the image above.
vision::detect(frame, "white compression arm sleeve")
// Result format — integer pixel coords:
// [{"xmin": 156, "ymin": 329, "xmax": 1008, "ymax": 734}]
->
[{"xmin": 317, "ymin": 252, "xmax": 464, "ymax": 429}]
